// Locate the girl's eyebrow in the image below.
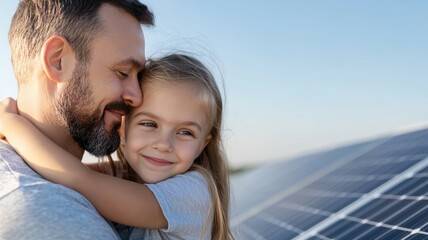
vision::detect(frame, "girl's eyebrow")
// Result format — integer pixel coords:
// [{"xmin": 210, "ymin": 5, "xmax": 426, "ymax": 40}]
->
[{"xmin": 133, "ymin": 111, "xmax": 203, "ymax": 131}]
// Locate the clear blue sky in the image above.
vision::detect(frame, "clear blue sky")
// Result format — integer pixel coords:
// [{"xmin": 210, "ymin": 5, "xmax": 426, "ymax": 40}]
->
[{"xmin": 1, "ymin": 1, "xmax": 428, "ymax": 168}]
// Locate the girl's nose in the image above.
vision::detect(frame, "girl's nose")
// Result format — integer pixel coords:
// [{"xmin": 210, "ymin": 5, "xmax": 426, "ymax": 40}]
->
[{"xmin": 152, "ymin": 134, "xmax": 173, "ymax": 152}]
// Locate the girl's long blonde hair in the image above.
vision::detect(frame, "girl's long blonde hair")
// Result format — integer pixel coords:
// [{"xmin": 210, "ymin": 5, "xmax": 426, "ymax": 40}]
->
[{"xmin": 107, "ymin": 53, "xmax": 233, "ymax": 239}]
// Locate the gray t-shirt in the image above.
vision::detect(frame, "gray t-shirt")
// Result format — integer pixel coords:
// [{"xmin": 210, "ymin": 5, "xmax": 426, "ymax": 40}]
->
[
  {"xmin": 0, "ymin": 141, "xmax": 119, "ymax": 240},
  {"xmin": 117, "ymin": 171, "xmax": 212, "ymax": 240}
]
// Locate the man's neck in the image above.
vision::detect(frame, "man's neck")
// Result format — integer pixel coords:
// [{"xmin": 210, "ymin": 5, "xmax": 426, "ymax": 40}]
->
[{"xmin": 17, "ymin": 89, "xmax": 85, "ymax": 160}]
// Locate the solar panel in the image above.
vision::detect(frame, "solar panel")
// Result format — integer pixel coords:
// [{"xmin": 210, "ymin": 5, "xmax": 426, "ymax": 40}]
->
[{"xmin": 231, "ymin": 128, "xmax": 428, "ymax": 240}]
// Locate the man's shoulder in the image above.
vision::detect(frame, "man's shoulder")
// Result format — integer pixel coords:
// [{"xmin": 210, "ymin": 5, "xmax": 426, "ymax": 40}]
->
[
  {"xmin": 0, "ymin": 140, "xmax": 41, "ymax": 176},
  {"xmin": 0, "ymin": 184, "xmax": 119, "ymax": 239},
  {"xmin": 0, "ymin": 141, "xmax": 119, "ymax": 239},
  {"xmin": 0, "ymin": 140, "xmax": 91, "ymax": 206}
]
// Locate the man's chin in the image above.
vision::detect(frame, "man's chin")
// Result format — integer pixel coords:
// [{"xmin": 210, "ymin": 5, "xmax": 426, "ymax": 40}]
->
[
  {"xmin": 84, "ymin": 133, "xmax": 120, "ymax": 157},
  {"xmin": 105, "ymin": 120, "xmax": 121, "ymax": 135}
]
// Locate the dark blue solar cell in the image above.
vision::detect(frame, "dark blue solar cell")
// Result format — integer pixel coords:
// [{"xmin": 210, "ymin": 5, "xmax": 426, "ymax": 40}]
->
[
  {"xmin": 332, "ymin": 222, "xmax": 374, "ymax": 239},
  {"xmin": 400, "ymin": 205, "xmax": 428, "ymax": 229},
  {"xmin": 283, "ymin": 191, "xmax": 311, "ymax": 206},
  {"xmin": 267, "ymin": 205, "xmax": 327, "ymax": 231},
  {"xmin": 368, "ymin": 199, "xmax": 413, "ymax": 222},
  {"xmin": 242, "ymin": 216, "xmax": 299, "ymax": 240},
  {"xmin": 288, "ymin": 194, "xmax": 358, "ymax": 213},
  {"xmin": 348, "ymin": 198, "xmax": 390, "ymax": 219},
  {"xmin": 242, "ymin": 217, "xmax": 273, "ymax": 234},
  {"xmin": 404, "ymin": 233, "xmax": 428, "ymax": 240},
  {"xmin": 264, "ymin": 203, "xmax": 301, "ymax": 220},
  {"xmin": 268, "ymin": 230, "xmax": 298, "ymax": 240},
  {"xmin": 292, "ymin": 215, "xmax": 328, "ymax": 231},
  {"xmin": 323, "ymin": 196, "xmax": 359, "ymax": 213},
  {"xmin": 384, "ymin": 177, "xmax": 427, "ymax": 195},
  {"xmin": 410, "ymin": 178, "xmax": 428, "ymax": 196},
  {"xmin": 266, "ymin": 205, "xmax": 326, "ymax": 231},
  {"xmin": 304, "ymin": 177, "xmax": 388, "ymax": 194},
  {"xmin": 319, "ymin": 219, "xmax": 355, "ymax": 238},
  {"xmin": 306, "ymin": 236, "xmax": 325, "ymax": 240},
  {"xmin": 378, "ymin": 160, "xmax": 421, "ymax": 175},
  {"xmin": 385, "ymin": 200, "xmax": 428, "ymax": 227},
  {"xmin": 374, "ymin": 229, "xmax": 410, "ymax": 240},
  {"xmin": 352, "ymin": 179, "xmax": 390, "ymax": 193},
  {"xmin": 355, "ymin": 225, "xmax": 392, "ymax": 239}
]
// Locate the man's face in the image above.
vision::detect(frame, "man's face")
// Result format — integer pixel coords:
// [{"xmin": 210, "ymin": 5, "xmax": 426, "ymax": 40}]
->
[
  {"xmin": 55, "ymin": 4, "xmax": 146, "ymax": 156},
  {"xmin": 56, "ymin": 62, "xmax": 132, "ymax": 156}
]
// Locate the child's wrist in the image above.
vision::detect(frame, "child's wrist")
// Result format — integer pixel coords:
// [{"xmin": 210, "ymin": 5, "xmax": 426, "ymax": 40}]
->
[{"xmin": 0, "ymin": 114, "xmax": 26, "ymax": 133}]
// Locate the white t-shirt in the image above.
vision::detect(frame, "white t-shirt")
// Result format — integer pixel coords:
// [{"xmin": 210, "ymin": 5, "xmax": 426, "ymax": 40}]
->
[{"xmin": 116, "ymin": 171, "xmax": 212, "ymax": 240}]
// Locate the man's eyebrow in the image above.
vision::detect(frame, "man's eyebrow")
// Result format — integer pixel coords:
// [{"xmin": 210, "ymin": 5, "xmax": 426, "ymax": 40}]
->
[{"xmin": 115, "ymin": 58, "xmax": 144, "ymax": 70}]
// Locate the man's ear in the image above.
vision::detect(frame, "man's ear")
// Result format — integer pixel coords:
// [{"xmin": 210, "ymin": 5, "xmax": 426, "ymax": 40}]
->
[{"xmin": 40, "ymin": 35, "xmax": 75, "ymax": 83}]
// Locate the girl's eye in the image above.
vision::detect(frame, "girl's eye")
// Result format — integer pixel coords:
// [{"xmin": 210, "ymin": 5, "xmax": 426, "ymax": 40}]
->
[
  {"xmin": 177, "ymin": 129, "xmax": 194, "ymax": 137},
  {"xmin": 139, "ymin": 121, "xmax": 157, "ymax": 128}
]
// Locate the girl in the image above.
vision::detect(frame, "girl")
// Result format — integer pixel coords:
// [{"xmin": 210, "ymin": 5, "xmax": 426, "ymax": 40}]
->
[{"xmin": 0, "ymin": 54, "xmax": 234, "ymax": 239}]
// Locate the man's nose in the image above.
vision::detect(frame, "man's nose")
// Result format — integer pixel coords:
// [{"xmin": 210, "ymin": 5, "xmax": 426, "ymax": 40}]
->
[{"xmin": 121, "ymin": 76, "xmax": 142, "ymax": 107}]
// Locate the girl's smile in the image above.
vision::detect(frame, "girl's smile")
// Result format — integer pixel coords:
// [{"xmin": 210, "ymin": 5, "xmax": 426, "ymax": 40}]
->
[{"xmin": 142, "ymin": 155, "xmax": 174, "ymax": 167}]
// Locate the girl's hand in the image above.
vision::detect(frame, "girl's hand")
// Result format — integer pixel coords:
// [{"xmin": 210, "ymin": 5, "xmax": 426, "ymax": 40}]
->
[
  {"xmin": 0, "ymin": 97, "xmax": 18, "ymax": 115},
  {"xmin": 0, "ymin": 97, "xmax": 19, "ymax": 140}
]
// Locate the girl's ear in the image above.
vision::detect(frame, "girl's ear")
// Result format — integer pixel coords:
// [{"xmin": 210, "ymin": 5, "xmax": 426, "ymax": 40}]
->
[
  {"xmin": 40, "ymin": 35, "xmax": 75, "ymax": 83},
  {"xmin": 201, "ymin": 135, "xmax": 212, "ymax": 151}
]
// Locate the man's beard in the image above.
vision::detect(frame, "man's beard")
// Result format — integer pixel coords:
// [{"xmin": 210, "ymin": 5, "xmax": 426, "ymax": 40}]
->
[{"xmin": 55, "ymin": 63, "xmax": 131, "ymax": 157}]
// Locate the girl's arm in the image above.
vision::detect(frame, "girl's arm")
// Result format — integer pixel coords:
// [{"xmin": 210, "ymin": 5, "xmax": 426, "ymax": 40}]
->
[
  {"xmin": 0, "ymin": 98, "xmax": 167, "ymax": 229},
  {"xmin": 85, "ymin": 162, "xmax": 103, "ymax": 172}
]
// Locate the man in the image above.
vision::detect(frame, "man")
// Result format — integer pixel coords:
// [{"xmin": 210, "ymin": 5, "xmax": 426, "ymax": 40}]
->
[{"xmin": 0, "ymin": 1, "xmax": 154, "ymax": 239}]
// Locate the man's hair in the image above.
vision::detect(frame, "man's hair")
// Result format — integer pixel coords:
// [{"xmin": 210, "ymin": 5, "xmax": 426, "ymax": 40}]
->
[{"xmin": 8, "ymin": 0, "xmax": 154, "ymax": 86}]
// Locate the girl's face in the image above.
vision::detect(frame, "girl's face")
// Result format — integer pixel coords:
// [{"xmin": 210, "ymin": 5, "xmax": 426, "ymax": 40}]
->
[{"xmin": 123, "ymin": 82, "xmax": 212, "ymax": 183}]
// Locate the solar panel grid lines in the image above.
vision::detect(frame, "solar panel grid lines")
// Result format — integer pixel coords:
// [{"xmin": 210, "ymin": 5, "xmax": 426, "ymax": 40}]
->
[
  {"xmin": 320, "ymin": 219, "xmax": 410, "ymax": 240},
  {"xmin": 385, "ymin": 175, "xmax": 428, "ymax": 196},
  {"xmin": 235, "ymin": 224, "xmax": 267, "ymax": 240},
  {"xmin": 300, "ymin": 213, "xmax": 428, "ymax": 240},
  {"xmin": 403, "ymin": 232, "xmax": 428, "ymax": 240},
  {"xmin": 230, "ymin": 143, "xmax": 381, "ymax": 219},
  {"xmin": 231, "ymin": 138, "xmax": 390, "ymax": 229},
  {"xmin": 318, "ymin": 206, "xmax": 428, "ymax": 239},
  {"xmin": 257, "ymin": 212, "xmax": 306, "ymax": 235},
  {"xmin": 231, "ymin": 128, "xmax": 428, "ymax": 240},
  {"xmin": 294, "ymin": 156, "xmax": 428, "ymax": 240}
]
